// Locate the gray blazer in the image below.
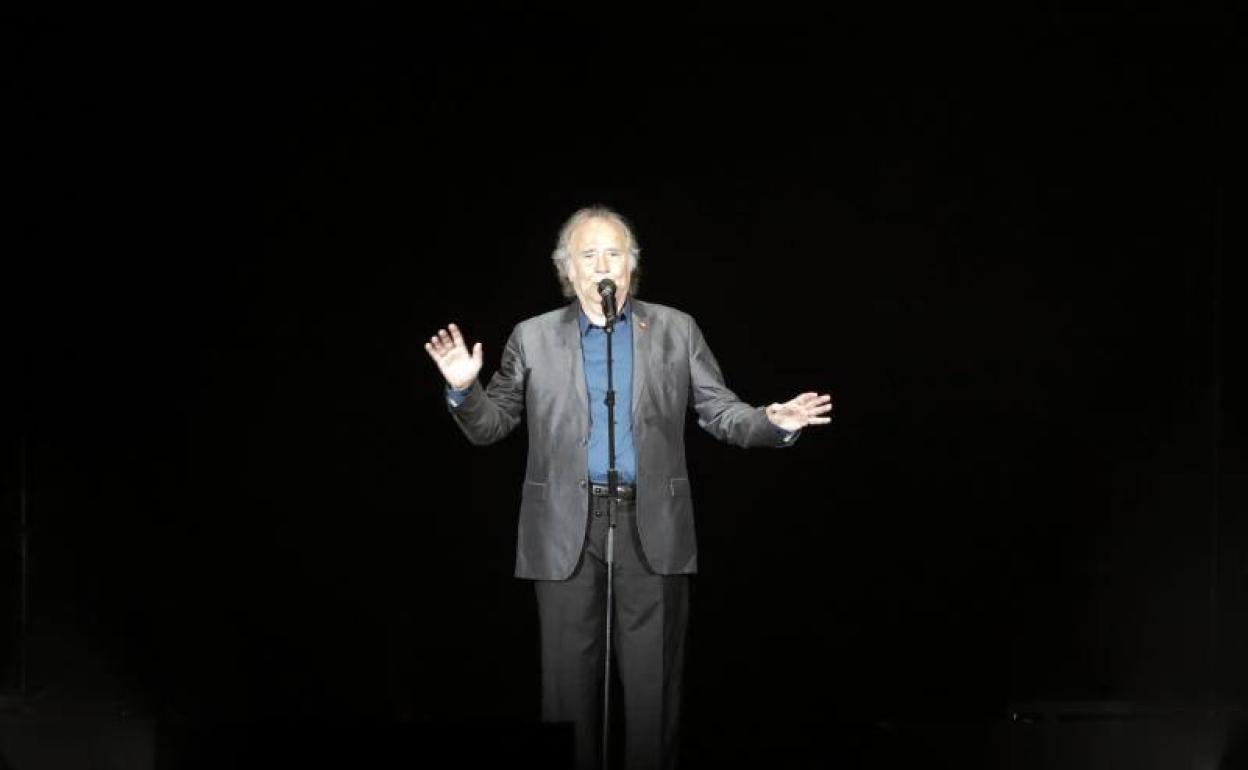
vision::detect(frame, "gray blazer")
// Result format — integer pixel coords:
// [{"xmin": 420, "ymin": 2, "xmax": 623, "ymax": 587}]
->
[{"xmin": 449, "ymin": 299, "xmax": 792, "ymax": 579}]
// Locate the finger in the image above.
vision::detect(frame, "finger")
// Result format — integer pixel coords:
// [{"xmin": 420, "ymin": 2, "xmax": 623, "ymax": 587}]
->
[
  {"xmin": 796, "ymin": 394, "xmax": 830, "ymax": 410},
  {"xmin": 472, "ymin": 341, "xmax": 482, "ymax": 363},
  {"xmin": 449, "ymin": 323, "xmax": 466, "ymax": 349},
  {"xmin": 438, "ymin": 329, "xmax": 453, "ymax": 347},
  {"xmin": 429, "ymin": 334, "xmax": 443, "ymax": 354},
  {"xmin": 809, "ymin": 417, "xmax": 832, "ymax": 425},
  {"xmin": 426, "ymin": 341, "xmax": 448, "ymax": 363}
]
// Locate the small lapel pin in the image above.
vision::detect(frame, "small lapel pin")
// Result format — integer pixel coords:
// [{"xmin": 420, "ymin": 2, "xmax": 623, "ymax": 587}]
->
[{"xmin": 638, "ymin": 320, "xmax": 648, "ymax": 330}]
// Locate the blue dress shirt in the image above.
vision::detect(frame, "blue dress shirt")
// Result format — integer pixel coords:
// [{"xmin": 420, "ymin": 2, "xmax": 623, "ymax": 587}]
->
[{"xmin": 577, "ymin": 302, "xmax": 635, "ymax": 484}]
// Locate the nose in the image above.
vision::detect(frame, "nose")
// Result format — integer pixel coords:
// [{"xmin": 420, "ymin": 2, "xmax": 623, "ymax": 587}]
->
[{"xmin": 594, "ymin": 253, "xmax": 610, "ymax": 273}]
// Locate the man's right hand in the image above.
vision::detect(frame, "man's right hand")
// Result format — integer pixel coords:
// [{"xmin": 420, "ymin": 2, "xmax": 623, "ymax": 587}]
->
[{"xmin": 424, "ymin": 323, "xmax": 482, "ymax": 391}]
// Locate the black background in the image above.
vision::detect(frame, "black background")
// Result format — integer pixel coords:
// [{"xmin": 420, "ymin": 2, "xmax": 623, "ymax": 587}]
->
[{"xmin": 6, "ymin": 7, "xmax": 1241, "ymax": 766}]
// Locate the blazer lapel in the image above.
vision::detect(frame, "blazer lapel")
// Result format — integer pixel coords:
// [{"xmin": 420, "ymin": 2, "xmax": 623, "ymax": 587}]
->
[
  {"xmin": 560, "ymin": 302, "xmax": 589, "ymax": 421},
  {"xmin": 631, "ymin": 300, "xmax": 653, "ymax": 421}
]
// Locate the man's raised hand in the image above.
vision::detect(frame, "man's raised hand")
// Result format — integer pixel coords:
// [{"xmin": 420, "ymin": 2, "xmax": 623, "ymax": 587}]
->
[
  {"xmin": 765, "ymin": 392, "xmax": 833, "ymax": 433},
  {"xmin": 424, "ymin": 323, "xmax": 482, "ymax": 391}
]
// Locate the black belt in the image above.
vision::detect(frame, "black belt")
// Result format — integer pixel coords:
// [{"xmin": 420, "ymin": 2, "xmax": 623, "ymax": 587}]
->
[{"xmin": 589, "ymin": 481, "xmax": 635, "ymax": 500}]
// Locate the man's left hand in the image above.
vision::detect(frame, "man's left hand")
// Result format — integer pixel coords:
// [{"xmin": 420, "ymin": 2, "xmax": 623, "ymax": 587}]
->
[{"xmin": 766, "ymin": 392, "xmax": 833, "ymax": 432}]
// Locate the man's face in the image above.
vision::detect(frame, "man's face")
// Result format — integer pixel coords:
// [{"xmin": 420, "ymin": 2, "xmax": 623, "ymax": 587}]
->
[{"xmin": 565, "ymin": 217, "xmax": 632, "ymax": 318}]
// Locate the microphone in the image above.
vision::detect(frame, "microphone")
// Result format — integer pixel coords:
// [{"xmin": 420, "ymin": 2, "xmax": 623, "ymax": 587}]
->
[{"xmin": 597, "ymin": 279, "xmax": 618, "ymax": 324}]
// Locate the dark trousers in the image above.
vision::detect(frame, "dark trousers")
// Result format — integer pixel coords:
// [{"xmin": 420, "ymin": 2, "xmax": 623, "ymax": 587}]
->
[{"xmin": 534, "ymin": 494, "xmax": 690, "ymax": 770}]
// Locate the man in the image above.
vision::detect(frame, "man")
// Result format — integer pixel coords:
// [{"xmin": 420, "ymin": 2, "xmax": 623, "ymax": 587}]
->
[{"xmin": 424, "ymin": 206, "xmax": 831, "ymax": 770}]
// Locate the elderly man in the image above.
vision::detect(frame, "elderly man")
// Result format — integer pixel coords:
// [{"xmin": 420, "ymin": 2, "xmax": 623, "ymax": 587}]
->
[{"xmin": 425, "ymin": 206, "xmax": 831, "ymax": 770}]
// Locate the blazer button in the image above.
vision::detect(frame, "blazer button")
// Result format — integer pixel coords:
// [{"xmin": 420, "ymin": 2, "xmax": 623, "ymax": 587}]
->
[{"xmin": 578, "ymin": 480, "xmax": 587, "ymax": 489}]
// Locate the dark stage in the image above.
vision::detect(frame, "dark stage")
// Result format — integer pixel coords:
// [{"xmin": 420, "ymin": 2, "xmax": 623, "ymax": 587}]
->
[{"xmin": 5, "ymin": 9, "xmax": 1241, "ymax": 769}]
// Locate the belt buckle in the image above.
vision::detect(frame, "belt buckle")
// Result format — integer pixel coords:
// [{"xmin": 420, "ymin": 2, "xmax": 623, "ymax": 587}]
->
[{"xmin": 591, "ymin": 482, "xmax": 633, "ymax": 499}]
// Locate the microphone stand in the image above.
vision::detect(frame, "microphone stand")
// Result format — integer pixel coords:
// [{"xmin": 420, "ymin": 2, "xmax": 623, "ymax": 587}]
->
[{"xmin": 599, "ymin": 291, "xmax": 619, "ymax": 770}]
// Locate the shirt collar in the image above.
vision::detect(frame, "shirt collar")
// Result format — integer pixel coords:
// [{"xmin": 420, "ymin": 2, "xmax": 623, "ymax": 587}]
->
[{"xmin": 577, "ymin": 298, "xmax": 631, "ymax": 336}]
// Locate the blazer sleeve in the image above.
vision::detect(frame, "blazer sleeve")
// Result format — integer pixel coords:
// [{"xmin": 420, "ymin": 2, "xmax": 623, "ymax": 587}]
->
[
  {"xmin": 687, "ymin": 316, "xmax": 792, "ymax": 449},
  {"xmin": 448, "ymin": 324, "xmax": 527, "ymax": 445}
]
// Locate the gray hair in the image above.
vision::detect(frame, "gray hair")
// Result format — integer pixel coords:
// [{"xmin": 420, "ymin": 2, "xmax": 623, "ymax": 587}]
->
[{"xmin": 550, "ymin": 206, "xmax": 642, "ymax": 299}]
